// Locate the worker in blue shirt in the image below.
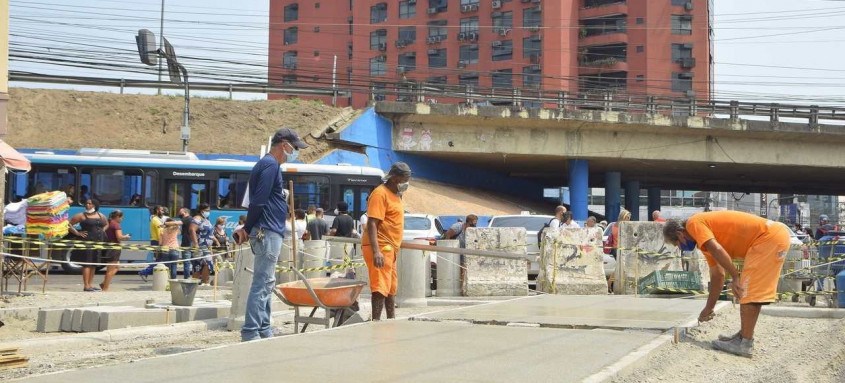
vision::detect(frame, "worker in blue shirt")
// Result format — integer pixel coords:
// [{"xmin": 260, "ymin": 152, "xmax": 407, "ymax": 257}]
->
[{"xmin": 234, "ymin": 127, "xmax": 308, "ymax": 342}]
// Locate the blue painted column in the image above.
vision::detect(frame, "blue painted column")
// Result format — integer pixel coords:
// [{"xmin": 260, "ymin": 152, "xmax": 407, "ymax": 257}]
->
[
  {"xmin": 625, "ymin": 180, "xmax": 641, "ymax": 221},
  {"xmin": 647, "ymin": 188, "xmax": 661, "ymax": 221},
  {"xmin": 568, "ymin": 159, "xmax": 589, "ymax": 221},
  {"xmin": 605, "ymin": 172, "xmax": 621, "ymax": 223}
]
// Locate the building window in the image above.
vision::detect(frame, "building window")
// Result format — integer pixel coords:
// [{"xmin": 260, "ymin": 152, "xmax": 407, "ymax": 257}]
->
[
  {"xmin": 284, "ymin": 3, "xmax": 299, "ymax": 22},
  {"xmin": 429, "ymin": 0, "xmax": 448, "ymax": 13},
  {"xmin": 399, "ymin": 0, "xmax": 416, "ymax": 19},
  {"xmin": 428, "ymin": 48, "xmax": 447, "ymax": 68},
  {"xmin": 459, "ymin": 44, "xmax": 479, "ymax": 64},
  {"xmin": 671, "ymin": 43, "xmax": 693, "ymax": 61},
  {"xmin": 398, "ymin": 52, "xmax": 416, "ymax": 72},
  {"xmin": 428, "ymin": 20, "xmax": 447, "ymax": 39},
  {"xmin": 284, "ymin": 27, "xmax": 298, "ymax": 45},
  {"xmin": 635, "ymin": 75, "xmax": 644, "ymax": 82},
  {"xmin": 584, "ymin": 0, "xmax": 625, "ymax": 7},
  {"xmin": 671, "ymin": 15, "xmax": 693, "ymax": 35},
  {"xmin": 523, "ymin": 6, "xmax": 542, "ymax": 28},
  {"xmin": 492, "ymin": 11, "xmax": 513, "ymax": 33},
  {"xmin": 427, "ymin": 76, "xmax": 447, "ymax": 85},
  {"xmin": 636, "ymin": 17, "xmax": 644, "ymax": 24},
  {"xmin": 370, "ymin": 29, "xmax": 387, "ymax": 50},
  {"xmin": 523, "ymin": 36, "xmax": 541, "ymax": 58},
  {"xmin": 371, "ymin": 3, "xmax": 388, "ymax": 23},
  {"xmin": 460, "ymin": 0, "xmax": 480, "ymax": 4},
  {"xmin": 283, "ymin": 51, "xmax": 298, "ymax": 69},
  {"xmin": 459, "ymin": 72, "xmax": 479, "ymax": 87},
  {"xmin": 671, "ymin": 72, "xmax": 693, "ymax": 92},
  {"xmin": 671, "ymin": 0, "xmax": 688, "ymax": 5},
  {"xmin": 492, "ymin": 40, "xmax": 513, "ymax": 61},
  {"xmin": 282, "ymin": 75, "xmax": 297, "ymax": 85},
  {"xmin": 523, "ymin": 66, "xmax": 541, "ymax": 89},
  {"xmin": 399, "ymin": 26, "xmax": 417, "ymax": 44},
  {"xmin": 370, "ymin": 56, "xmax": 386, "ymax": 76},
  {"xmin": 492, "ymin": 69, "xmax": 513, "ymax": 89},
  {"xmin": 372, "ymin": 82, "xmax": 387, "ymax": 101},
  {"xmin": 460, "ymin": 17, "xmax": 479, "ymax": 34},
  {"xmin": 636, "ymin": 45, "xmax": 644, "ymax": 53}
]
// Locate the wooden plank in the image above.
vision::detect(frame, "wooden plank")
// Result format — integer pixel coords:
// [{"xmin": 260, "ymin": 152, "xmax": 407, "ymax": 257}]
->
[
  {"xmin": 0, "ymin": 355, "xmax": 27, "ymax": 362},
  {"xmin": 0, "ymin": 347, "xmax": 19, "ymax": 354},
  {"xmin": 0, "ymin": 360, "xmax": 29, "ymax": 370}
]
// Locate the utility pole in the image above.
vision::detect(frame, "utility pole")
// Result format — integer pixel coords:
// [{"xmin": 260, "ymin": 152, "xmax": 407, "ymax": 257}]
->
[{"xmin": 157, "ymin": 0, "xmax": 164, "ymax": 95}]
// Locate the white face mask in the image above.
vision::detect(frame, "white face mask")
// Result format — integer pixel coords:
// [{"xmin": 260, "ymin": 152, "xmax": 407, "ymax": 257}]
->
[
  {"xmin": 284, "ymin": 144, "xmax": 299, "ymax": 163},
  {"xmin": 85, "ymin": 208, "xmax": 95, "ymax": 214},
  {"xmin": 202, "ymin": 211, "xmax": 210, "ymax": 218},
  {"xmin": 397, "ymin": 182, "xmax": 410, "ymax": 193}
]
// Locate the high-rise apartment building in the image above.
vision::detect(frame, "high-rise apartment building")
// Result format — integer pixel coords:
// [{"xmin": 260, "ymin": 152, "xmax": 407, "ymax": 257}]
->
[{"xmin": 268, "ymin": 0, "xmax": 712, "ymax": 108}]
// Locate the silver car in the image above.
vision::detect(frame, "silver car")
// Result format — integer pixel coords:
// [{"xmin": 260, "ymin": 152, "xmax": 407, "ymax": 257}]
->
[{"xmin": 487, "ymin": 214, "xmax": 554, "ymax": 282}]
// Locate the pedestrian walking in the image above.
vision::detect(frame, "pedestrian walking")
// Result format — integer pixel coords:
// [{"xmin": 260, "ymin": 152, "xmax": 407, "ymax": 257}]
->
[
  {"xmin": 362, "ymin": 162, "xmax": 411, "ymax": 321},
  {"xmin": 190, "ymin": 203, "xmax": 218, "ymax": 284},
  {"xmin": 101, "ymin": 209, "xmax": 130, "ymax": 291},
  {"xmin": 234, "ymin": 127, "xmax": 308, "ymax": 342},
  {"xmin": 329, "ymin": 202, "xmax": 356, "ymax": 237},
  {"xmin": 68, "ymin": 198, "xmax": 107, "ymax": 292},
  {"xmin": 663, "ymin": 211, "xmax": 790, "ymax": 357},
  {"xmin": 306, "ymin": 208, "xmax": 329, "ymax": 240}
]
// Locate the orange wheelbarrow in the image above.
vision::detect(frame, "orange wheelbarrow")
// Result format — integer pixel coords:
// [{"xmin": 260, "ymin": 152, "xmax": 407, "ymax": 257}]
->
[{"xmin": 274, "ymin": 267, "xmax": 366, "ymax": 333}]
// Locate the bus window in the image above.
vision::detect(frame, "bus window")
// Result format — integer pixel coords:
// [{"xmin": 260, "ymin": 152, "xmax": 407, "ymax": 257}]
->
[
  {"xmin": 217, "ymin": 173, "xmax": 249, "ymax": 209},
  {"xmin": 19, "ymin": 167, "xmax": 77, "ymax": 201},
  {"xmin": 82, "ymin": 168, "xmax": 143, "ymax": 206},
  {"xmin": 166, "ymin": 180, "xmax": 208, "ymax": 212},
  {"xmin": 289, "ymin": 175, "xmax": 330, "ymax": 211},
  {"xmin": 145, "ymin": 170, "xmax": 160, "ymax": 206}
]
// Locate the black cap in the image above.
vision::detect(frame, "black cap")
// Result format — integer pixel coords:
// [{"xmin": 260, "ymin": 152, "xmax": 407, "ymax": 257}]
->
[
  {"xmin": 271, "ymin": 127, "xmax": 309, "ymax": 149},
  {"xmin": 337, "ymin": 201, "xmax": 348, "ymax": 212}
]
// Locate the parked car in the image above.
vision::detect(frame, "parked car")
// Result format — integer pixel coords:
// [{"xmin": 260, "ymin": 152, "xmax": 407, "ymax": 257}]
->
[
  {"xmin": 487, "ymin": 214, "xmax": 554, "ymax": 283},
  {"xmin": 403, "ymin": 213, "xmax": 445, "ymax": 262}
]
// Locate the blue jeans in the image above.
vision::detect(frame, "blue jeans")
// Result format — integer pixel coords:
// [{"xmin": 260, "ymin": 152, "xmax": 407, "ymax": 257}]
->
[
  {"xmin": 139, "ymin": 240, "xmax": 160, "ymax": 276},
  {"xmin": 166, "ymin": 249, "xmax": 180, "ymax": 280},
  {"xmin": 181, "ymin": 249, "xmax": 194, "ymax": 279},
  {"xmin": 241, "ymin": 228, "xmax": 283, "ymax": 341}
]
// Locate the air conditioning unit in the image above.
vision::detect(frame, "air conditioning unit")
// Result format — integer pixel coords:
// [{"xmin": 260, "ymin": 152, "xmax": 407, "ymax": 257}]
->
[
  {"xmin": 532, "ymin": 0, "xmax": 541, "ymax": 3},
  {"xmin": 428, "ymin": 49, "xmax": 440, "ymax": 55},
  {"xmin": 685, "ymin": 90, "xmax": 695, "ymax": 97},
  {"xmin": 426, "ymin": 36, "xmax": 441, "ymax": 44},
  {"xmin": 461, "ymin": 5, "xmax": 470, "ymax": 12},
  {"xmin": 458, "ymin": 32, "xmax": 467, "ymax": 41},
  {"xmin": 378, "ymin": 43, "xmax": 387, "ymax": 51},
  {"xmin": 498, "ymin": 28, "xmax": 510, "ymax": 36},
  {"xmin": 284, "ymin": 63, "xmax": 297, "ymax": 70},
  {"xmin": 408, "ymin": 0, "xmax": 416, "ymax": 4},
  {"xmin": 528, "ymin": 26, "xmax": 540, "ymax": 33},
  {"xmin": 529, "ymin": 64, "xmax": 541, "ymax": 71},
  {"xmin": 492, "ymin": 40, "xmax": 502, "ymax": 47},
  {"xmin": 684, "ymin": 1, "xmax": 693, "ymax": 11},
  {"xmin": 405, "ymin": 51, "xmax": 416, "ymax": 57},
  {"xmin": 521, "ymin": 0, "xmax": 531, "ymax": 3},
  {"xmin": 427, "ymin": 7, "xmax": 438, "ymax": 14},
  {"xmin": 680, "ymin": 57, "xmax": 696, "ymax": 68},
  {"xmin": 376, "ymin": 55, "xmax": 386, "ymax": 62},
  {"xmin": 395, "ymin": 40, "xmax": 406, "ymax": 48},
  {"xmin": 397, "ymin": 66, "xmax": 407, "ymax": 74},
  {"xmin": 679, "ymin": 72, "xmax": 694, "ymax": 79},
  {"xmin": 468, "ymin": 32, "xmax": 479, "ymax": 41},
  {"xmin": 457, "ymin": 60, "xmax": 468, "ymax": 68},
  {"xmin": 470, "ymin": 4, "xmax": 479, "ymax": 11},
  {"xmin": 492, "ymin": 0, "xmax": 502, "ymax": 9}
]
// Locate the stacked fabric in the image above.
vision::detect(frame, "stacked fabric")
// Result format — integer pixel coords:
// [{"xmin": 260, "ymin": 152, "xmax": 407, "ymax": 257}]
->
[{"xmin": 26, "ymin": 191, "xmax": 70, "ymax": 239}]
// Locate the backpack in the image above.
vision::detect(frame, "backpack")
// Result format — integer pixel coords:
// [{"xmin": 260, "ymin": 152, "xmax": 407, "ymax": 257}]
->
[{"xmin": 537, "ymin": 218, "xmax": 555, "ymax": 247}]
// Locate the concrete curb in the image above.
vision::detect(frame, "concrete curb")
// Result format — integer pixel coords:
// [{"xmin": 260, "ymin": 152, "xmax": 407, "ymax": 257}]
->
[
  {"xmin": 0, "ymin": 299, "xmax": 154, "ymax": 321},
  {"xmin": 582, "ymin": 300, "xmax": 731, "ymax": 383},
  {"xmin": 762, "ymin": 306, "xmax": 845, "ymax": 319}
]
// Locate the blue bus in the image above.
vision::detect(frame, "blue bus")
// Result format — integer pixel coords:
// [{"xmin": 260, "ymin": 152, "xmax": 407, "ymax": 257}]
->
[{"xmin": 5, "ymin": 148, "xmax": 384, "ymax": 272}]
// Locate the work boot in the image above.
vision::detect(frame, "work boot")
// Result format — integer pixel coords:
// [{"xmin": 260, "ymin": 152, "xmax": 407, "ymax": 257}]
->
[
  {"xmin": 717, "ymin": 331, "xmax": 741, "ymax": 341},
  {"xmin": 712, "ymin": 336, "xmax": 754, "ymax": 358}
]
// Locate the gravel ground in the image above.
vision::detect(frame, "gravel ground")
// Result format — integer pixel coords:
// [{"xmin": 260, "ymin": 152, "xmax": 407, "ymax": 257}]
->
[
  {"xmin": 613, "ymin": 304, "xmax": 845, "ymax": 383},
  {"xmin": 0, "ymin": 290, "xmax": 464, "ymax": 381}
]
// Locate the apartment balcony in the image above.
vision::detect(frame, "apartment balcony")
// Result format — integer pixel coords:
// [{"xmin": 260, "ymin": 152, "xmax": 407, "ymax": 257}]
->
[
  {"xmin": 578, "ymin": 59, "xmax": 628, "ymax": 75},
  {"xmin": 579, "ymin": 14, "xmax": 627, "ymax": 45},
  {"xmin": 580, "ymin": 2, "xmax": 627, "ymax": 20},
  {"xmin": 579, "ymin": 32, "xmax": 627, "ymax": 47}
]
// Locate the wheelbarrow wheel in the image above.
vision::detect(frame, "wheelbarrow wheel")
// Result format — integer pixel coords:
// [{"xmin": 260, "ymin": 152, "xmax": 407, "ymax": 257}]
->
[
  {"xmin": 808, "ymin": 296, "xmax": 817, "ymax": 307},
  {"xmin": 791, "ymin": 294, "xmax": 799, "ymax": 303}
]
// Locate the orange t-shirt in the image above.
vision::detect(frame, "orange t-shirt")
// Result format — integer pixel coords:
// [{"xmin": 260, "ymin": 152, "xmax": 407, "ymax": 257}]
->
[
  {"xmin": 685, "ymin": 211, "xmax": 770, "ymax": 266},
  {"xmin": 362, "ymin": 184, "xmax": 404, "ymax": 250}
]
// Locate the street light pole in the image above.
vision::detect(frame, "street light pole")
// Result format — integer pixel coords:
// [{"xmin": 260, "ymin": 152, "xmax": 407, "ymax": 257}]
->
[{"xmin": 157, "ymin": 0, "xmax": 164, "ymax": 95}]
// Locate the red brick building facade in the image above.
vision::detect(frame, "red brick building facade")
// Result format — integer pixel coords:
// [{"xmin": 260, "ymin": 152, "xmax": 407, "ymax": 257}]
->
[{"xmin": 268, "ymin": 0, "xmax": 711, "ymax": 108}]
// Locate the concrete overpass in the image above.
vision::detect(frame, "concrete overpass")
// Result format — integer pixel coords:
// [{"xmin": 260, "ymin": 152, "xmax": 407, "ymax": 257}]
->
[{"xmin": 366, "ymin": 100, "xmax": 845, "ymax": 221}]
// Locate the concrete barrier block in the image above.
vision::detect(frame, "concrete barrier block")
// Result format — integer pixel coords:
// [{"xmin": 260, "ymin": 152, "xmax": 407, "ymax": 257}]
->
[
  {"xmin": 36, "ymin": 309, "xmax": 65, "ymax": 333},
  {"xmin": 464, "ymin": 227, "xmax": 528, "ymax": 296},
  {"xmin": 99, "ymin": 309, "xmax": 169, "ymax": 331},
  {"xmin": 615, "ymin": 222, "xmax": 685, "ymax": 295},
  {"xmin": 80, "ymin": 307, "xmax": 138, "ymax": 332},
  {"xmin": 59, "ymin": 309, "xmax": 74, "ymax": 332},
  {"xmin": 70, "ymin": 309, "xmax": 85, "ymax": 332},
  {"xmin": 538, "ymin": 228, "xmax": 608, "ymax": 295}
]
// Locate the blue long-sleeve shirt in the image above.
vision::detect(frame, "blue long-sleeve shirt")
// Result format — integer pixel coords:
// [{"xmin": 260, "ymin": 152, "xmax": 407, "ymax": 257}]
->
[{"xmin": 243, "ymin": 155, "xmax": 288, "ymax": 237}]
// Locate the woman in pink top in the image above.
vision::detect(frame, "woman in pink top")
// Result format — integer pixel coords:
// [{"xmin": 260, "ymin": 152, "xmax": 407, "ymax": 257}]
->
[
  {"xmin": 160, "ymin": 217, "xmax": 182, "ymax": 279},
  {"xmin": 102, "ymin": 210, "xmax": 130, "ymax": 291}
]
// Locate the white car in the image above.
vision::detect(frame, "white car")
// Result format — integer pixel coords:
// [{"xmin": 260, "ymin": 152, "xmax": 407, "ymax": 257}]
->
[
  {"xmin": 403, "ymin": 213, "xmax": 445, "ymax": 262},
  {"xmin": 487, "ymin": 214, "xmax": 554, "ymax": 282}
]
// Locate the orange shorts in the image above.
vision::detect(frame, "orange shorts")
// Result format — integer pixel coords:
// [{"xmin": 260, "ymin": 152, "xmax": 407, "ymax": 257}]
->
[
  {"xmin": 738, "ymin": 222, "xmax": 789, "ymax": 304},
  {"xmin": 362, "ymin": 244, "xmax": 398, "ymax": 296}
]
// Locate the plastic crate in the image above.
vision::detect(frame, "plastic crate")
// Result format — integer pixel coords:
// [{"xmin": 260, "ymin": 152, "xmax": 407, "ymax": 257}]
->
[{"xmin": 638, "ymin": 270, "xmax": 702, "ymax": 294}]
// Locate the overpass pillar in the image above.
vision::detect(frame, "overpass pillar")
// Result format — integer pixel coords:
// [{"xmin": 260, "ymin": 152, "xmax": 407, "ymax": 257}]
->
[
  {"xmin": 568, "ymin": 159, "xmax": 589, "ymax": 221},
  {"xmin": 625, "ymin": 180, "xmax": 641, "ymax": 221},
  {"xmin": 605, "ymin": 172, "xmax": 621, "ymax": 223},
  {"xmin": 647, "ymin": 188, "xmax": 661, "ymax": 221}
]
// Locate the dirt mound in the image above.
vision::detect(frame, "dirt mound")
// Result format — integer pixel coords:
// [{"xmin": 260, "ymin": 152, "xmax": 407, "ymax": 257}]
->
[
  {"xmin": 402, "ymin": 179, "xmax": 554, "ymax": 216},
  {"xmin": 5, "ymin": 88, "xmax": 339, "ymax": 162}
]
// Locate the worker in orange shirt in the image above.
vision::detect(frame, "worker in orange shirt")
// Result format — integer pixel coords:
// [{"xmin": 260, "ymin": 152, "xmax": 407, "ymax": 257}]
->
[
  {"xmin": 663, "ymin": 211, "xmax": 790, "ymax": 358},
  {"xmin": 362, "ymin": 162, "xmax": 411, "ymax": 321}
]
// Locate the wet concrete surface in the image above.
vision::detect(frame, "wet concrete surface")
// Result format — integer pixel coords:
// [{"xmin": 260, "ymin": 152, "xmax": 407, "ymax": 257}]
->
[
  {"xmin": 16, "ymin": 320, "xmax": 660, "ymax": 383},
  {"xmin": 414, "ymin": 295, "xmax": 702, "ymax": 330}
]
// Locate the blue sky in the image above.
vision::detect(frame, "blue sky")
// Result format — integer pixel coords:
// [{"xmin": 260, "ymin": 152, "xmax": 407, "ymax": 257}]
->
[{"xmin": 8, "ymin": 0, "xmax": 845, "ymax": 104}]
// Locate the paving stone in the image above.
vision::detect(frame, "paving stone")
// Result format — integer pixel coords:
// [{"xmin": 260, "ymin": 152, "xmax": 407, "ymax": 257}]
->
[
  {"xmin": 36, "ymin": 309, "xmax": 65, "ymax": 333},
  {"xmin": 99, "ymin": 309, "xmax": 169, "ymax": 331}
]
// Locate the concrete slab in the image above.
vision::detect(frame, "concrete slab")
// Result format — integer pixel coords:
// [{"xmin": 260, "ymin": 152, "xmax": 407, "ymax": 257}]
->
[
  {"xmin": 35, "ymin": 309, "xmax": 64, "ymax": 333},
  {"xmin": 762, "ymin": 306, "xmax": 845, "ymax": 319},
  {"xmin": 98, "ymin": 309, "xmax": 169, "ymax": 331},
  {"xmin": 17, "ymin": 321, "xmax": 662, "ymax": 383},
  {"xmin": 415, "ymin": 295, "xmax": 702, "ymax": 330}
]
